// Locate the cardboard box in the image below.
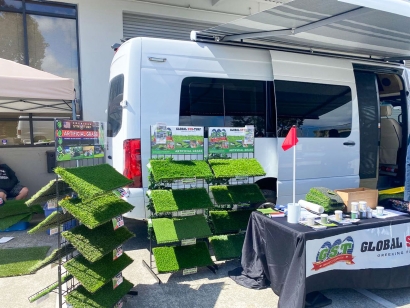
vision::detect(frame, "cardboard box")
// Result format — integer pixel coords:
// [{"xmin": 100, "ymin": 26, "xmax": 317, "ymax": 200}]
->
[{"xmin": 335, "ymin": 187, "xmax": 378, "ymax": 212}]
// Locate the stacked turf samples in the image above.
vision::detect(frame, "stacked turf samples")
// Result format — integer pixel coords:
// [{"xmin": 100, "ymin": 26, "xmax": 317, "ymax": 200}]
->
[
  {"xmin": 208, "ymin": 159, "xmax": 266, "ymax": 261},
  {"xmin": 29, "ymin": 164, "xmax": 136, "ymax": 307},
  {"xmin": 147, "ymin": 159, "xmax": 214, "ymax": 274},
  {"xmin": 305, "ymin": 187, "xmax": 345, "ymax": 213}
]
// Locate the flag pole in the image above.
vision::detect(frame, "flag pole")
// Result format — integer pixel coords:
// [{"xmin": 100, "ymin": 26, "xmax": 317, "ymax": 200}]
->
[{"xmin": 292, "ymin": 125, "xmax": 296, "ymax": 206}]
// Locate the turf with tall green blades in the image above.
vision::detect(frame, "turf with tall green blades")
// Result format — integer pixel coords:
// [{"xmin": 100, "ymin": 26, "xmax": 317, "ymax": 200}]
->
[
  {"xmin": 149, "ymin": 159, "xmax": 213, "ymax": 182},
  {"xmin": 210, "ymin": 210, "xmax": 253, "ymax": 234},
  {"xmin": 209, "ymin": 234, "xmax": 245, "ymax": 261},
  {"xmin": 208, "ymin": 159, "xmax": 266, "ymax": 178},
  {"xmin": 210, "ymin": 184, "xmax": 266, "ymax": 205}
]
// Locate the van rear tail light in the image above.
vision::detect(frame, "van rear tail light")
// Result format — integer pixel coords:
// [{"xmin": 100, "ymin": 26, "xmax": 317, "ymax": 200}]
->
[{"xmin": 123, "ymin": 139, "xmax": 142, "ymax": 188}]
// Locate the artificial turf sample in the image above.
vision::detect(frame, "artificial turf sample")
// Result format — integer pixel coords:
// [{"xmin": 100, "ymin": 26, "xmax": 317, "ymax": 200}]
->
[
  {"xmin": 210, "ymin": 210, "xmax": 253, "ymax": 234},
  {"xmin": 0, "ymin": 213, "xmax": 31, "ymax": 230},
  {"xmin": 209, "ymin": 234, "xmax": 245, "ymax": 261},
  {"xmin": 29, "ymin": 274, "xmax": 73, "ymax": 303},
  {"xmin": 0, "ymin": 200, "xmax": 42, "ymax": 218},
  {"xmin": 25, "ymin": 179, "xmax": 71, "ymax": 207},
  {"xmin": 149, "ymin": 159, "xmax": 213, "ymax": 182},
  {"xmin": 28, "ymin": 211, "xmax": 74, "ymax": 234},
  {"xmin": 153, "ymin": 242, "xmax": 213, "ymax": 273},
  {"xmin": 150, "ymin": 188, "xmax": 213, "ymax": 213},
  {"xmin": 54, "ymin": 164, "xmax": 132, "ymax": 200},
  {"xmin": 152, "ymin": 215, "xmax": 212, "ymax": 244},
  {"xmin": 64, "ymin": 253, "xmax": 133, "ymax": 293},
  {"xmin": 59, "ymin": 193, "xmax": 134, "ymax": 229},
  {"xmin": 0, "ymin": 246, "xmax": 50, "ymax": 277},
  {"xmin": 29, "ymin": 244, "xmax": 77, "ymax": 272},
  {"xmin": 210, "ymin": 184, "xmax": 266, "ymax": 205},
  {"xmin": 62, "ymin": 223, "xmax": 135, "ymax": 262},
  {"xmin": 66, "ymin": 278, "xmax": 133, "ymax": 308},
  {"xmin": 208, "ymin": 158, "xmax": 266, "ymax": 178}
]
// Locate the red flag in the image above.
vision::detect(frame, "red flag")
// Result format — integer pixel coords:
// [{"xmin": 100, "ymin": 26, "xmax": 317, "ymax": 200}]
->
[{"xmin": 282, "ymin": 126, "xmax": 298, "ymax": 151}]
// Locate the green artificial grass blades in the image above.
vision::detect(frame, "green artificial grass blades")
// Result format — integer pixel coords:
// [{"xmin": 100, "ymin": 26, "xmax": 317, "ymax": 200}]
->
[
  {"xmin": 25, "ymin": 179, "xmax": 71, "ymax": 207},
  {"xmin": 59, "ymin": 193, "xmax": 134, "ymax": 229},
  {"xmin": 54, "ymin": 164, "xmax": 132, "ymax": 200},
  {"xmin": 0, "ymin": 200, "xmax": 42, "ymax": 219},
  {"xmin": 153, "ymin": 242, "xmax": 213, "ymax": 273},
  {"xmin": 0, "ymin": 213, "xmax": 31, "ymax": 231},
  {"xmin": 0, "ymin": 246, "xmax": 50, "ymax": 277},
  {"xmin": 210, "ymin": 184, "xmax": 266, "ymax": 205},
  {"xmin": 210, "ymin": 210, "xmax": 253, "ymax": 234},
  {"xmin": 149, "ymin": 159, "xmax": 213, "ymax": 182},
  {"xmin": 29, "ymin": 274, "xmax": 73, "ymax": 303},
  {"xmin": 62, "ymin": 223, "xmax": 135, "ymax": 263},
  {"xmin": 150, "ymin": 188, "xmax": 213, "ymax": 213},
  {"xmin": 208, "ymin": 159, "xmax": 266, "ymax": 178},
  {"xmin": 209, "ymin": 234, "xmax": 245, "ymax": 261},
  {"xmin": 66, "ymin": 277, "xmax": 133, "ymax": 308},
  {"xmin": 152, "ymin": 215, "xmax": 212, "ymax": 244},
  {"xmin": 30, "ymin": 245, "xmax": 76, "ymax": 272},
  {"xmin": 28, "ymin": 211, "xmax": 74, "ymax": 234},
  {"xmin": 65, "ymin": 253, "xmax": 133, "ymax": 293}
]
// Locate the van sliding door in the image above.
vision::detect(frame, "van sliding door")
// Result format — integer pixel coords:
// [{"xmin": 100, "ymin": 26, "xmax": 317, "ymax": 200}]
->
[{"xmin": 270, "ymin": 51, "xmax": 360, "ymax": 204}]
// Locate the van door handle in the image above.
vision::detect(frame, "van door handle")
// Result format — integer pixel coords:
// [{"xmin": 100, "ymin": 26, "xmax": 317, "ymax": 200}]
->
[{"xmin": 343, "ymin": 141, "xmax": 355, "ymax": 146}]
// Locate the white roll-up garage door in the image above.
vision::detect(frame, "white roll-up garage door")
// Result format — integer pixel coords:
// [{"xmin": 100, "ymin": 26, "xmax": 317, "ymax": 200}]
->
[{"xmin": 123, "ymin": 13, "xmax": 217, "ymax": 41}]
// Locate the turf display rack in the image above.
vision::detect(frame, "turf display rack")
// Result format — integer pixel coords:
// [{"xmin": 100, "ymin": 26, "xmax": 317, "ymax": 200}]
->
[{"xmin": 27, "ymin": 161, "xmax": 137, "ymax": 308}]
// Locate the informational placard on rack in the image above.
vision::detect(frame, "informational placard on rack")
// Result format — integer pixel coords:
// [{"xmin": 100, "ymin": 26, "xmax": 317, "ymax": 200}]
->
[
  {"xmin": 208, "ymin": 126, "xmax": 254, "ymax": 154},
  {"xmin": 55, "ymin": 119, "xmax": 106, "ymax": 162},
  {"xmin": 150, "ymin": 124, "xmax": 204, "ymax": 154}
]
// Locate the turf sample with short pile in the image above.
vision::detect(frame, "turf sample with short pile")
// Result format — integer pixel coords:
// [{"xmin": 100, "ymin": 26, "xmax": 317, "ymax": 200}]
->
[
  {"xmin": 28, "ymin": 211, "xmax": 74, "ymax": 234},
  {"xmin": 66, "ymin": 278, "xmax": 133, "ymax": 308},
  {"xmin": 0, "ymin": 246, "xmax": 50, "ymax": 277},
  {"xmin": 305, "ymin": 187, "xmax": 345, "ymax": 213},
  {"xmin": 30, "ymin": 245, "xmax": 77, "ymax": 272},
  {"xmin": 25, "ymin": 179, "xmax": 71, "ymax": 206},
  {"xmin": 208, "ymin": 159, "xmax": 266, "ymax": 178},
  {"xmin": 59, "ymin": 193, "xmax": 134, "ymax": 229},
  {"xmin": 62, "ymin": 223, "xmax": 135, "ymax": 262},
  {"xmin": 149, "ymin": 188, "xmax": 213, "ymax": 213},
  {"xmin": 29, "ymin": 274, "xmax": 73, "ymax": 303},
  {"xmin": 152, "ymin": 215, "xmax": 212, "ymax": 244},
  {"xmin": 209, "ymin": 234, "xmax": 245, "ymax": 261},
  {"xmin": 0, "ymin": 213, "xmax": 31, "ymax": 230},
  {"xmin": 210, "ymin": 184, "xmax": 266, "ymax": 205},
  {"xmin": 148, "ymin": 159, "xmax": 213, "ymax": 182},
  {"xmin": 64, "ymin": 253, "xmax": 133, "ymax": 293},
  {"xmin": 0, "ymin": 200, "xmax": 42, "ymax": 219},
  {"xmin": 153, "ymin": 242, "xmax": 213, "ymax": 273},
  {"xmin": 54, "ymin": 164, "xmax": 132, "ymax": 199},
  {"xmin": 210, "ymin": 210, "xmax": 253, "ymax": 234}
]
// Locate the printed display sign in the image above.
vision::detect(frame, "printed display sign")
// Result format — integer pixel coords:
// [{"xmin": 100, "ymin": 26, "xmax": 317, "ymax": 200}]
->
[
  {"xmin": 112, "ymin": 215, "xmax": 124, "ymax": 230},
  {"xmin": 113, "ymin": 272, "xmax": 123, "ymax": 289},
  {"xmin": 306, "ymin": 223, "xmax": 410, "ymax": 277},
  {"xmin": 55, "ymin": 119, "xmax": 106, "ymax": 162},
  {"xmin": 113, "ymin": 245, "xmax": 123, "ymax": 261},
  {"xmin": 150, "ymin": 124, "xmax": 204, "ymax": 154},
  {"xmin": 208, "ymin": 126, "xmax": 254, "ymax": 154}
]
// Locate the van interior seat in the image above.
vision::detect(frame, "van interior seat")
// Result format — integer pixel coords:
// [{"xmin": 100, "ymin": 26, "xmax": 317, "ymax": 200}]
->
[{"xmin": 380, "ymin": 105, "xmax": 402, "ymax": 169}]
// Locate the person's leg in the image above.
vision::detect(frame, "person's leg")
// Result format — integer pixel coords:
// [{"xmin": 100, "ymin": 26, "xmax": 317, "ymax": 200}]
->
[
  {"xmin": 15, "ymin": 187, "xmax": 28, "ymax": 200},
  {"xmin": 8, "ymin": 183, "xmax": 28, "ymax": 200},
  {"xmin": 0, "ymin": 189, "xmax": 7, "ymax": 203}
]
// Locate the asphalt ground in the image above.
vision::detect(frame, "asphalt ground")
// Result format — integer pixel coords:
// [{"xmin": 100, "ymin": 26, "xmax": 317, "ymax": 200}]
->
[{"xmin": 1, "ymin": 214, "xmax": 410, "ymax": 308}]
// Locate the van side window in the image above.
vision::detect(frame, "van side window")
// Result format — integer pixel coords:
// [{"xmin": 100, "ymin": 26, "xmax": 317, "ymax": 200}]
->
[
  {"xmin": 275, "ymin": 81, "xmax": 352, "ymax": 138},
  {"xmin": 107, "ymin": 74, "xmax": 124, "ymax": 138},
  {"xmin": 180, "ymin": 77, "xmax": 267, "ymax": 137}
]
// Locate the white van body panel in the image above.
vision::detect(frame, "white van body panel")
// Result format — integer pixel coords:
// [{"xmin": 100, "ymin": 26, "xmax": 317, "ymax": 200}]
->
[{"xmin": 270, "ymin": 51, "xmax": 360, "ymax": 204}]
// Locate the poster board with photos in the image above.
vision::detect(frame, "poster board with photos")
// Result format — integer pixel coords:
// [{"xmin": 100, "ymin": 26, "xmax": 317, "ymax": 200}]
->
[
  {"xmin": 55, "ymin": 119, "xmax": 106, "ymax": 162},
  {"xmin": 150, "ymin": 124, "xmax": 204, "ymax": 155},
  {"xmin": 208, "ymin": 126, "xmax": 254, "ymax": 154}
]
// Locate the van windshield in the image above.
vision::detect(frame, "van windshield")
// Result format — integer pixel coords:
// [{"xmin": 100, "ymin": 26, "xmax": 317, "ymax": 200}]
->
[{"xmin": 107, "ymin": 74, "xmax": 124, "ymax": 137}]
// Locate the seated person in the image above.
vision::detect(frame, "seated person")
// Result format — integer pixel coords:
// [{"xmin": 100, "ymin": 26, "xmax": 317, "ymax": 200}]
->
[{"xmin": 0, "ymin": 163, "xmax": 29, "ymax": 204}]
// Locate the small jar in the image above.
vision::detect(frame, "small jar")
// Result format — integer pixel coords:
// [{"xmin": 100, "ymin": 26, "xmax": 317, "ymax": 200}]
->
[
  {"xmin": 366, "ymin": 208, "xmax": 373, "ymax": 219},
  {"xmin": 351, "ymin": 211, "xmax": 358, "ymax": 219},
  {"xmin": 351, "ymin": 202, "xmax": 359, "ymax": 212}
]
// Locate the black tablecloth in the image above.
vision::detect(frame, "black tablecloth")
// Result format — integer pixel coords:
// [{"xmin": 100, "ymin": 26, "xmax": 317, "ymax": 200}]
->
[{"xmin": 231, "ymin": 212, "xmax": 410, "ymax": 308}]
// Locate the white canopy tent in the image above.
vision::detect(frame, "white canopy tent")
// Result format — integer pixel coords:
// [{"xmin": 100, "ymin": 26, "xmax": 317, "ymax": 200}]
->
[
  {"xmin": 0, "ymin": 58, "xmax": 75, "ymax": 114},
  {"xmin": 191, "ymin": 0, "xmax": 410, "ymax": 62}
]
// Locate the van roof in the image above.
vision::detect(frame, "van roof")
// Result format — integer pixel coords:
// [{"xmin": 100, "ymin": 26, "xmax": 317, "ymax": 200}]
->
[{"xmin": 192, "ymin": 0, "xmax": 410, "ymax": 63}]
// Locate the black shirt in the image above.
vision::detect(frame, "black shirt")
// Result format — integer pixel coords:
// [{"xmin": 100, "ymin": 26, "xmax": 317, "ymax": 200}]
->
[{"xmin": 0, "ymin": 164, "xmax": 19, "ymax": 191}]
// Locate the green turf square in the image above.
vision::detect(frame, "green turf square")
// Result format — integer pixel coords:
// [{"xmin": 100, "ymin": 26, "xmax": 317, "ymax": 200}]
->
[
  {"xmin": 25, "ymin": 179, "xmax": 71, "ymax": 207},
  {"xmin": 62, "ymin": 223, "xmax": 134, "ymax": 263},
  {"xmin": 59, "ymin": 193, "xmax": 134, "ymax": 229},
  {"xmin": 64, "ymin": 253, "xmax": 133, "ymax": 293},
  {"xmin": 149, "ymin": 159, "xmax": 213, "ymax": 182},
  {"xmin": 150, "ymin": 188, "xmax": 213, "ymax": 213},
  {"xmin": 210, "ymin": 210, "xmax": 253, "ymax": 234},
  {"xmin": 54, "ymin": 164, "xmax": 132, "ymax": 200},
  {"xmin": 153, "ymin": 242, "xmax": 213, "ymax": 273},
  {"xmin": 28, "ymin": 211, "xmax": 74, "ymax": 234},
  {"xmin": 152, "ymin": 215, "xmax": 212, "ymax": 244},
  {"xmin": 208, "ymin": 159, "xmax": 265, "ymax": 178},
  {"xmin": 30, "ymin": 245, "xmax": 76, "ymax": 272},
  {"xmin": 209, "ymin": 234, "xmax": 245, "ymax": 261},
  {"xmin": 0, "ymin": 213, "xmax": 31, "ymax": 231},
  {"xmin": 0, "ymin": 200, "xmax": 42, "ymax": 218},
  {"xmin": 210, "ymin": 184, "xmax": 266, "ymax": 205}
]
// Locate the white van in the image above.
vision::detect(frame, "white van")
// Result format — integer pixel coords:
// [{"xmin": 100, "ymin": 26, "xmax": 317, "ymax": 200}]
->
[{"xmin": 107, "ymin": 37, "xmax": 410, "ymax": 219}]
